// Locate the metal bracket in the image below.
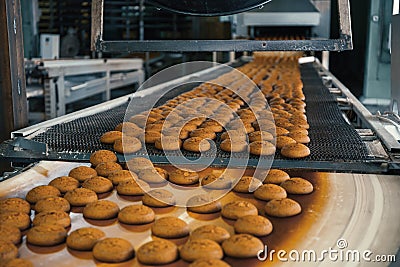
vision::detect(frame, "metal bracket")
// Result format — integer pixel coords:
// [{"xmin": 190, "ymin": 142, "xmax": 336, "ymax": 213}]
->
[
  {"xmin": 90, "ymin": 0, "xmax": 353, "ymax": 52},
  {"xmin": 10, "ymin": 137, "xmax": 48, "ymax": 155}
]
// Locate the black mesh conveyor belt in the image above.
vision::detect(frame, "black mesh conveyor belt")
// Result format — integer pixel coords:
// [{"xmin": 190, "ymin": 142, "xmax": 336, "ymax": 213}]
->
[{"xmin": 19, "ymin": 63, "xmax": 374, "ymax": 172}]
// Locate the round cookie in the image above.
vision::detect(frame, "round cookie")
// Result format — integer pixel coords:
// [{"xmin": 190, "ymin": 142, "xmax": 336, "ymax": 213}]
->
[
  {"xmin": 126, "ymin": 157, "xmax": 153, "ymax": 173},
  {"xmin": 187, "ymin": 195, "xmax": 222, "ymax": 214},
  {"xmin": 264, "ymin": 198, "xmax": 302, "ymax": 217},
  {"xmin": 254, "ymin": 184, "xmax": 287, "ymax": 201},
  {"xmin": 0, "ymin": 225, "xmax": 21, "ymax": 245},
  {"xmin": 118, "ymin": 204, "xmax": 155, "ymax": 225},
  {"xmin": 108, "ymin": 170, "xmax": 137, "ymax": 185},
  {"xmin": 49, "ymin": 176, "xmax": 79, "ymax": 193},
  {"xmin": 234, "ymin": 215, "xmax": 273, "ymax": 236},
  {"xmin": 248, "ymin": 131, "xmax": 274, "ymax": 142},
  {"xmin": 138, "ymin": 167, "xmax": 168, "ymax": 184},
  {"xmin": 249, "ymin": 141, "xmax": 276, "ymax": 156},
  {"xmin": 280, "ymin": 143, "xmax": 310, "ymax": 158},
  {"xmin": 180, "ymin": 239, "xmax": 223, "ymax": 262},
  {"xmin": 93, "ymin": 238, "xmax": 135, "ymax": 263},
  {"xmin": 95, "ymin": 162, "xmax": 123, "ymax": 177},
  {"xmin": 142, "ymin": 189, "xmax": 175, "ymax": 207},
  {"xmin": 0, "ymin": 198, "xmax": 30, "ymax": 214},
  {"xmin": 1, "ymin": 258, "xmax": 33, "ymax": 267},
  {"xmin": 169, "ymin": 169, "xmax": 199, "ymax": 185},
  {"xmin": 83, "ymin": 200, "xmax": 119, "ymax": 220},
  {"xmin": 183, "ymin": 137, "xmax": 211, "ymax": 152},
  {"xmin": 162, "ymin": 127, "xmax": 189, "ymax": 140},
  {"xmin": 274, "ymin": 126, "xmax": 290, "ymax": 136},
  {"xmin": 100, "ymin": 131, "xmax": 123, "ymax": 144},
  {"xmin": 222, "ymin": 234, "xmax": 264, "ymax": 258},
  {"xmin": 68, "ymin": 166, "xmax": 97, "ymax": 182},
  {"xmin": 64, "ymin": 188, "xmax": 98, "ymax": 207},
  {"xmin": 220, "ymin": 130, "xmax": 246, "ymax": 141},
  {"xmin": 66, "ymin": 227, "xmax": 105, "ymax": 251},
  {"xmin": 116, "ymin": 179, "xmax": 149, "ymax": 196},
  {"xmin": 90, "ymin": 150, "xmax": 117, "ymax": 167},
  {"xmin": 190, "ymin": 225, "xmax": 230, "ymax": 244},
  {"xmin": 233, "ymin": 176, "xmax": 262, "ymax": 193},
  {"xmin": 137, "ymin": 239, "xmax": 178, "ymax": 265},
  {"xmin": 82, "ymin": 176, "xmax": 113, "ymax": 194},
  {"xmin": 113, "ymin": 136, "xmax": 142, "ymax": 154},
  {"xmin": 35, "ymin": 197, "xmax": 70, "ymax": 213},
  {"xmin": 189, "ymin": 128, "xmax": 217, "ymax": 140},
  {"xmin": 154, "ymin": 136, "xmax": 182, "ymax": 151},
  {"xmin": 189, "ymin": 259, "xmax": 231, "ymax": 267},
  {"xmin": 0, "ymin": 211, "xmax": 31, "ymax": 230},
  {"xmin": 115, "ymin": 121, "xmax": 141, "ymax": 132},
  {"xmin": 276, "ymin": 136, "xmax": 297, "ymax": 149},
  {"xmin": 0, "ymin": 240, "xmax": 18, "ymax": 262},
  {"xmin": 25, "ymin": 185, "xmax": 61, "ymax": 204},
  {"xmin": 280, "ymin": 177, "xmax": 314, "ymax": 194},
  {"xmin": 221, "ymin": 201, "xmax": 258, "ymax": 220},
  {"xmin": 287, "ymin": 132, "xmax": 310, "ymax": 144},
  {"xmin": 262, "ymin": 169, "xmax": 290, "ymax": 184},
  {"xmin": 151, "ymin": 216, "xmax": 190, "ymax": 238},
  {"xmin": 32, "ymin": 210, "xmax": 71, "ymax": 228},
  {"xmin": 145, "ymin": 131, "xmax": 162, "ymax": 143},
  {"xmin": 26, "ymin": 224, "xmax": 67, "ymax": 246},
  {"xmin": 200, "ymin": 170, "xmax": 232, "ymax": 190},
  {"xmin": 220, "ymin": 139, "xmax": 247, "ymax": 153}
]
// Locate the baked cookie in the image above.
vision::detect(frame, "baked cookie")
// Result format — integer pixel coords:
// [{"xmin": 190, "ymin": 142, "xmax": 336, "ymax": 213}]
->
[
  {"xmin": 254, "ymin": 184, "xmax": 287, "ymax": 201},
  {"xmin": 138, "ymin": 167, "xmax": 168, "ymax": 184},
  {"xmin": 200, "ymin": 170, "xmax": 232, "ymax": 190},
  {"xmin": 187, "ymin": 195, "xmax": 222, "ymax": 214},
  {"xmin": 234, "ymin": 215, "xmax": 273, "ymax": 236},
  {"xmin": 280, "ymin": 143, "xmax": 310, "ymax": 158},
  {"xmin": 276, "ymin": 136, "xmax": 297, "ymax": 149},
  {"xmin": 126, "ymin": 157, "xmax": 153, "ymax": 173},
  {"xmin": 151, "ymin": 216, "xmax": 190, "ymax": 238},
  {"xmin": 233, "ymin": 176, "xmax": 262, "ymax": 193},
  {"xmin": 220, "ymin": 130, "xmax": 246, "ymax": 141},
  {"xmin": 190, "ymin": 128, "xmax": 217, "ymax": 140},
  {"xmin": 90, "ymin": 150, "xmax": 117, "ymax": 167},
  {"xmin": 118, "ymin": 204, "xmax": 155, "ymax": 225},
  {"xmin": 248, "ymin": 131, "xmax": 274, "ymax": 142},
  {"xmin": 129, "ymin": 114, "xmax": 149, "ymax": 127},
  {"xmin": 154, "ymin": 136, "xmax": 182, "ymax": 151},
  {"xmin": 162, "ymin": 126, "xmax": 189, "ymax": 139},
  {"xmin": 137, "ymin": 239, "xmax": 178, "ymax": 265},
  {"xmin": 264, "ymin": 198, "xmax": 302, "ymax": 217},
  {"xmin": 93, "ymin": 238, "xmax": 135, "ymax": 263},
  {"xmin": 49, "ymin": 176, "xmax": 79, "ymax": 194},
  {"xmin": 100, "ymin": 131, "xmax": 123, "ymax": 144},
  {"xmin": 34, "ymin": 197, "xmax": 70, "ymax": 213},
  {"xmin": 68, "ymin": 166, "xmax": 97, "ymax": 182},
  {"xmin": 145, "ymin": 131, "xmax": 162, "ymax": 144},
  {"xmin": 189, "ymin": 259, "xmax": 231, "ymax": 267},
  {"xmin": 222, "ymin": 234, "xmax": 264, "ymax": 258},
  {"xmin": 0, "ymin": 198, "xmax": 30, "ymax": 214},
  {"xmin": 26, "ymin": 224, "xmax": 67, "ymax": 246},
  {"xmin": 262, "ymin": 169, "xmax": 290, "ymax": 184},
  {"xmin": 190, "ymin": 225, "xmax": 230, "ymax": 244},
  {"xmin": 0, "ymin": 240, "xmax": 18, "ymax": 262},
  {"xmin": 0, "ymin": 225, "xmax": 21, "ymax": 245},
  {"xmin": 142, "ymin": 189, "xmax": 175, "ymax": 207},
  {"xmin": 32, "ymin": 210, "xmax": 71, "ymax": 228},
  {"xmin": 183, "ymin": 137, "xmax": 211, "ymax": 152},
  {"xmin": 180, "ymin": 239, "xmax": 223, "ymax": 262},
  {"xmin": 220, "ymin": 139, "xmax": 247, "ymax": 153},
  {"xmin": 287, "ymin": 132, "xmax": 310, "ymax": 144},
  {"xmin": 221, "ymin": 201, "xmax": 258, "ymax": 220},
  {"xmin": 116, "ymin": 179, "xmax": 149, "ymax": 196},
  {"xmin": 1, "ymin": 258, "xmax": 33, "ymax": 267},
  {"xmin": 280, "ymin": 177, "xmax": 314, "ymax": 194},
  {"xmin": 108, "ymin": 170, "xmax": 137, "ymax": 185},
  {"xmin": 95, "ymin": 162, "xmax": 123, "ymax": 177},
  {"xmin": 249, "ymin": 141, "xmax": 276, "ymax": 156},
  {"xmin": 113, "ymin": 136, "xmax": 142, "ymax": 154},
  {"xmin": 64, "ymin": 188, "xmax": 98, "ymax": 207},
  {"xmin": 0, "ymin": 211, "xmax": 31, "ymax": 230},
  {"xmin": 115, "ymin": 121, "xmax": 140, "ymax": 132},
  {"xmin": 274, "ymin": 127, "xmax": 290, "ymax": 136},
  {"xmin": 169, "ymin": 169, "xmax": 199, "ymax": 185},
  {"xmin": 66, "ymin": 227, "xmax": 106, "ymax": 251},
  {"xmin": 25, "ymin": 185, "xmax": 61, "ymax": 204},
  {"xmin": 83, "ymin": 200, "xmax": 119, "ymax": 220},
  {"xmin": 82, "ymin": 176, "xmax": 113, "ymax": 194}
]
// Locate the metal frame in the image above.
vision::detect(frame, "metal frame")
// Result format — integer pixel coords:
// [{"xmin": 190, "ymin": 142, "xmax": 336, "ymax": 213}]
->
[{"xmin": 90, "ymin": 0, "xmax": 353, "ymax": 52}]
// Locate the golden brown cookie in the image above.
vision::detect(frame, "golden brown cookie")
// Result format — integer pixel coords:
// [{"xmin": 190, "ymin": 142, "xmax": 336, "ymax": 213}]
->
[
  {"xmin": 248, "ymin": 131, "xmax": 274, "ymax": 142},
  {"xmin": 190, "ymin": 225, "xmax": 230, "ymax": 244},
  {"xmin": 100, "ymin": 131, "xmax": 123, "ymax": 144},
  {"xmin": 113, "ymin": 136, "xmax": 142, "ymax": 154},
  {"xmin": 94, "ymin": 162, "xmax": 123, "ymax": 177},
  {"xmin": 0, "ymin": 211, "xmax": 31, "ymax": 230},
  {"xmin": 280, "ymin": 143, "xmax": 310, "ymax": 158},
  {"xmin": 145, "ymin": 131, "xmax": 162, "ymax": 143},
  {"xmin": 249, "ymin": 141, "xmax": 276, "ymax": 156},
  {"xmin": 280, "ymin": 177, "xmax": 314, "ymax": 194},
  {"xmin": 254, "ymin": 184, "xmax": 287, "ymax": 201},
  {"xmin": 93, "ymin": 238, "xmax": 135, "ymax": 263},
  {"xmin": 25, "ymin": 185, "xmax": 61, "ymax": 204},
  {"xmin": 154, "ymin": 136, "xmax": 182, "ymax": 151},
  {"xmin": 169, "ymin": 169, "xmax": 199, "ymax": 185},
  {"xmin": 234, "ymin": 215, "xmax": 273, "ymax": 236},
  {"xmin": 0, "ymin": 240, "xmax": 18, "ymax": 262},
  {"xmin": 151, "ymin": 216, "xmax": 190, "ymax": 238},
  {"xmin": 137, "ymin": 239, "xmax": 178, "ymax": 265},
  {"xmin": 180, "ymin": 239, "xmax": 223, "ymax": 262},
  {"xmin": 90, "ymin": 150, "xmax": 117, "ymax": 167},
  {"xmin": 118, "ymin": 204, "xmax": 155, "ymax": 225},
  {"xmin": 115, "ymin": 121, "xmax": 140, "ymax": 132},
  {"xmin": 126, "ymin": 157, "xmax": 153, "ymax": 173},
  {"xmin": 287, "ymin": 132, "xmax": 310, "ymax": 144},
  {"xmin": 116, "ymin": 179, "xmax": 149, "ymax": 196},
  {"xmin": 276, "ymin": 136, "xmax": 297, "ymax": 149},
  {"xmin": 0, "ymin": 225, "xmax": 21, "ymax": 245},
  {"xmin": 34, "ymin": 197, "xmax": 70, "ymax": 213},
  {"xmin": 26, "ymin": 224, "xmax": 67, "ymax": 246},
  {"xmin": 138, "ymin": 167, "xmax": 168, "ymax": 184},
  {"xmin": 162, "ymin": 126, "xmax": 189, "ymax": 139},
  {"xmin": 190, "ymin": 128, "xmax": 217, "ymax": 139},
  {"xmin": 189, "ymin": 259, "xmax": 231, "ymax": 267},
  {"xmin": 82, "ymin": 176, "xmax": 113, "ymax": 194},
  {"xmin": 68, "ymin": 166, "xmax": 97, "ymax": 182},
  {"xmin": 222, "ymin": 234, "xmax": 264, "ymax": 258},
  {"xmin": 129, "ymin": 114, "xmax": 149, "ymax": 127},
  {"xmin": 0, "ymin": 198, "xmax": 30, "ymax": 214},
  {"xmin": 64, "ymin": 188, "xmax": 98, "ymax": 207},
  {"xmin": 142, "ymin": 189, "xmax": 175, "ymax": 207},
  {"xmin": 233, "ymin": 176, "xmax": 262, "ymax": 193},
  {"xmin": 220, "ymin": 139, "xmax": 247, "ymax": 153},
  {"xmin": 200, "ymin": 170, "xmax": 232, "ymax": 190},
  {"xmin": 66, "ymin": 227, "xmax": 106, "ymax": 251},
  {"xmin": 187, "ymin": 195, "xmax": 222, "ymax": 214},
  {"xmin": 183, "ymin": 137, "xmax": 211, "ymax": 152},
  {"xmin": 83, "ymin": 200, "xmax": 120, "ymax": 220},
  {"xmin": 221, "ymin": 201, "xmax": 258, "ymax": 220},
  {"xmin": 106, "ymin": 170, "xmax": 135, "ymax": 185},
  {"xmin": 220, "ymin": 130, "xmax": 246, "ymax": 141},
  {"xmin": 49, "ymin": 176, "xmax": 80, "ymax": 194},
  {"xmin": 32, "ymin": 210, "xmax": 71, "ymax": 228},
  {"xmin": 262, "ymin": 169, "xmax": 290, "ymax": 184},
  {"xmin": 1, "ymin": 258, "xmax": 33, "ymax": 267},
  {"xmin": 275, "ymin": 127, "xmax": 290, "ymax": 136},
  {"xmin": 264, "ymin": 198, "xmax": 302, "ymax": 217}
]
